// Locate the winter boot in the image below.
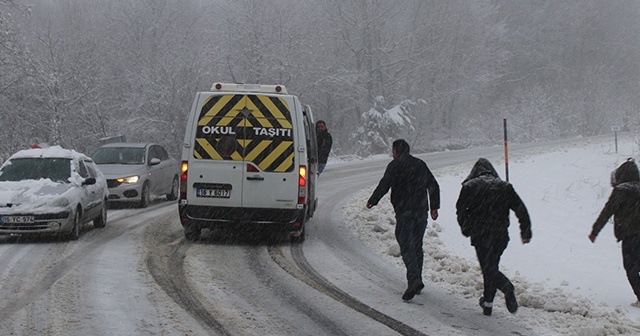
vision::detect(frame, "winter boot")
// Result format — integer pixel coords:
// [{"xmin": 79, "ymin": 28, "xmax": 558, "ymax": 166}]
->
[
  {"xmin": 505, "ymin": 289, "xmax": 518, "ymax": 314},
  {"xmin": 479, "ymin": 296, "xmax": 492, "ymax": 316},
  {"xmin": 402, "ymin": 282, "xmax": 424, "ymax": 301}
]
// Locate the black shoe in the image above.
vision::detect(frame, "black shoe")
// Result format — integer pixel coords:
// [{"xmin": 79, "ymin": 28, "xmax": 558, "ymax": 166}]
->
[
  {"xmin": 505, "ymin": 290, "xmax": 518, "ymax": 314},
  {"xmin": 415, "ymin": 283, "xmax": 425, "ymax": 295},
  {"xmin": 479, "ymin": 296, "xmax": 492, "ymax": 316},
  {"xmin": 402, "ymin": 282, "xmax": 423, "ymax": 301}
]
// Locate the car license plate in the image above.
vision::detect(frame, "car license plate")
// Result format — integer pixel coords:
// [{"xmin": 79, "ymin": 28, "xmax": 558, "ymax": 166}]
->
[
  {"xmin": 197, "ymin": 188, "xmax": 230, "ymax": 198},
  {"xmin": 0, "ymin": 216, "xmax": 35, "ymax": 224}
]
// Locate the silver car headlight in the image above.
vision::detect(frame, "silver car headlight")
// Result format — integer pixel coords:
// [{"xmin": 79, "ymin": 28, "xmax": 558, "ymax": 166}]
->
[{"xmin": 117, "ymin": 176, "xmax": 139, "ymax": 184}]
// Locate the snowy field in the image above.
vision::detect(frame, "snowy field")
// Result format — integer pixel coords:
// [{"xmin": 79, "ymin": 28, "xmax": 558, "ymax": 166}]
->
[{"xmin": 342, "ymin": 135, "xmax": 640, "ymax": 335}]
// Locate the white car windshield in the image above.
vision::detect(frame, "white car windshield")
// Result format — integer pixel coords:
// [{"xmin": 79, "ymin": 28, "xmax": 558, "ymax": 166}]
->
[
  {"xmin": 92, "ymin": 147, "xmax": 145, "ymax": 165},
  {"xmin": 0, "ymin": 158, "xmax": 71, "ymax": 182}
]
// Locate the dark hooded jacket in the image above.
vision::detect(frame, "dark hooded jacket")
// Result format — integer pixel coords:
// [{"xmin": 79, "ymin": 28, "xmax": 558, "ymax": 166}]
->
[
  {"xmin": 367, "ymin": 152, "xmax": 440, "ymax": 214},
  {"xmin": 456, "ymin": 158, "xmax": 532, "ymax": 246},
  {"xmin": 591, "ymin": 160, "xmax": 640, "ymax": 241},
  {"xmin": 317, "ymin": 130, "xmax": 332, "ymax": 164}
]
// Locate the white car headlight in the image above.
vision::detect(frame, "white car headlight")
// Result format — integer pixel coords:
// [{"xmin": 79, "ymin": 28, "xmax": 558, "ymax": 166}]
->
[{"xmin": 117, "ymin": 176, "xmax": 139, "ymax": 184}]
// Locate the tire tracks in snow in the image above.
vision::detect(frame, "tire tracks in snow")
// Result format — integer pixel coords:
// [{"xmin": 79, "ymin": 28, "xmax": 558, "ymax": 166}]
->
[
  {"xmin": 245, "ymin": 245, "xmax": 349, "ymax": 335},
  {"xmin": 147, "ymin": 225, "xmax": 422, "ymax": 335},
  {"xmin": 0, "ymin": 202, "xmax": 172, "ymax": 324},
  {"xmin": 144, "ymin": 221, "xmax": 231, "ymax": 335},
  {"xmin": 146, "ymin": 241, "xmax": 232, "ymax": 335},
  {"xmin": 268, "ymin": 244, "xmax": 428, "ymax": 336}
]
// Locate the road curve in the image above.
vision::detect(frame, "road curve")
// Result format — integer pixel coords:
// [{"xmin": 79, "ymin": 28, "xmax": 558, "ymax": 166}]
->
[{"xmin": 0, "ymin": 136, "xmax": 609, "ymax": 335}]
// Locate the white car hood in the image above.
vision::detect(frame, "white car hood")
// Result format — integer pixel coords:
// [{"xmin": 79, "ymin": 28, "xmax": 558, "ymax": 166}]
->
[
  {"xmin": 0, "ymin": 180, "xmax": 75, "ymax": 214},
  {"xmin": 96, "ymin": 164, "xmax": 146, "ymax": 179}
]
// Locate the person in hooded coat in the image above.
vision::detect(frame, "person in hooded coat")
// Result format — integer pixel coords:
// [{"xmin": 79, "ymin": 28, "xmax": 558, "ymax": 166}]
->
[
  {"xmin": 589, "ymin": 158, "xmax": 640, "ymax": 308},
  {"xmin": 456, "ymin": 158, "xmax": 532, "ymax": 316},
  {"xmin": 366, "ymin": 139, "xmax": 440, "ymax": 301},
  {"xmin": 316, "ymin": 120, "xmax": 332, "ymax": 175}
]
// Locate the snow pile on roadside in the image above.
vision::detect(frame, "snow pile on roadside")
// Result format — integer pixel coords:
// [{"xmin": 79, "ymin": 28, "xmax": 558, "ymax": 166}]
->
[{"xmin": 343, "ymin": 137, "xmax": 640, "ymax": 336}]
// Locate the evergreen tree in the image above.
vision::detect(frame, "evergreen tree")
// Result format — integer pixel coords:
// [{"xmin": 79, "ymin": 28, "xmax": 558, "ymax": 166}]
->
[{"xmin": 351, "ymin": 96, "xmax": 420, "ymax": 157}]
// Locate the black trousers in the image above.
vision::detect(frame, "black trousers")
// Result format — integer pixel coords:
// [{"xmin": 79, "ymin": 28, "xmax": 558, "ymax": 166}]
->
[
  {"xmin": 622, "ymin": 234, "xmax": 640, "ymax": 301},
  {"xmin": 474, "ymin": 236, "xmax": 513, "ymax": 303},
  {"xmin": 395, "ymin": 210, "xmax": 428, "ymax": 286}
]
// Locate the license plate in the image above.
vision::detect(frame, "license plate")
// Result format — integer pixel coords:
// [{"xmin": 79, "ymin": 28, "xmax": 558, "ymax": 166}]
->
[
  {"xmin": 1, "ymin": 216, "xmax": 35, "ymax": 224},
  {"xmin": 197, "ymin": 189, "xmax": 230, "ymax": 198}
]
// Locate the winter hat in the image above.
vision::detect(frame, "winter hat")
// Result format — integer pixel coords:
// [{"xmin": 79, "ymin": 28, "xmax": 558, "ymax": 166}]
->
[{"xmin": 611, "ymin": 158, "xmax": 640, "ymax": 186}]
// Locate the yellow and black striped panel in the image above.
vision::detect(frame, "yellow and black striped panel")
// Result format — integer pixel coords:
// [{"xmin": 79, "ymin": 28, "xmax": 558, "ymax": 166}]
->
[{"xmin": 193, "ymin": 94, "xmax": 294, "ymax": 172}]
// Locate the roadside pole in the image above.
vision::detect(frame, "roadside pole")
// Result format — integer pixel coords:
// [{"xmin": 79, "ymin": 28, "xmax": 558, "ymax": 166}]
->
[
  {"xmin": 504, "ymin": 118, "xmax": 509, "ymax": 182},
  {"xmin": 611, "ymin": 123, "xmax": 620, "ymax": 153}
]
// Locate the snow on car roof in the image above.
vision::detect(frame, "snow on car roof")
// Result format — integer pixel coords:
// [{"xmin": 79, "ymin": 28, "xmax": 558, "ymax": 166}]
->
[
  {"xmin": 9, "ymin": 146, "xmax": 90, "ymax": 161},
  {"xmin": 99, "ymin": 142, "xmax": 150, "ymax": 148}
]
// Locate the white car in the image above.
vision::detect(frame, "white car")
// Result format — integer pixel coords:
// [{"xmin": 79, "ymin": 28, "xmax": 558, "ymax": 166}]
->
[
  {"xmin": 91, "ymin": 143, "xmax": 180, "ymax": 208},
  {"xmin": 0, "ymin": 146, "xmax": 109, "ymax": 240}
]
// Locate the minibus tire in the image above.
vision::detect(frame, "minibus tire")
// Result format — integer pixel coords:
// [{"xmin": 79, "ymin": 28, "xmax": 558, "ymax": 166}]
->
[{"xmin": 184, "ymin": 226, "xmax": 201, "ymax": 241}]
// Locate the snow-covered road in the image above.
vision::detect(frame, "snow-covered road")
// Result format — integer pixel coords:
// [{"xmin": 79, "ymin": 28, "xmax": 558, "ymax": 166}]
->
[{"xmin": 0, "ymin": 137, "xmax": 610, "ymax": 335}]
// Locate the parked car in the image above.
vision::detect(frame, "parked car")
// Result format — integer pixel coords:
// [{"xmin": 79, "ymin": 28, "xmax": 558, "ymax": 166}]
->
[
  {"xmin": 0, "ymin": 146, "xmax": 109, "ymax": 240},
  {"xmin": 91, "ymin": 143, "xmax": 180, "ymax": 207}
]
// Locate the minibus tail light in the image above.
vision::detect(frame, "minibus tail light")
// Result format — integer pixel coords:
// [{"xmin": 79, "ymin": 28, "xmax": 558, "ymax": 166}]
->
[
  {"xmin": 298, "ymin": 165, "xmax": 307, "ymax": 204},
  {"xmin": 180, "ymin": 161, "xmax": 188, "ymax": 199}
]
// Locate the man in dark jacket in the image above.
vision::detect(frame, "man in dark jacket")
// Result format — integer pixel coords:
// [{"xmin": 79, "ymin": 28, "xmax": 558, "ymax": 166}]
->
[
  {"xmin": 316, "ymin": 120, "xmax": 332, "ymax": 175},
  {"xmin": 456, "ymin": 158, "xmax": 531, "ymax": 316},
  {"xmin": 366, "ymin": 139, "xmax": 440, "ymax": 301},
  {"xmin": 589, "ymin": 159, "xmax": 640, "ymax": 308}
]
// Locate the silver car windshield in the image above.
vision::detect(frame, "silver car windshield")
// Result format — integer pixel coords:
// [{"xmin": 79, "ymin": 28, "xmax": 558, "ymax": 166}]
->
[
  {"xmin": 0, "ymin": 158, "xmax": 72, "ymax": 182},
  {"xmin": 92, "ymin": 147, "xmax": 145, "ymax": 165}
]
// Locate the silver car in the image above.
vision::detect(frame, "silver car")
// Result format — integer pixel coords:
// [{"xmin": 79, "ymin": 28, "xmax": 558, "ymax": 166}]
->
[
  {"xmin": 0, "ymin": 146, "xmax": 109, "ymax": 240},
  {"xmin": 91, "ymin": 143, "xmax": 180, "ymax": 207}
]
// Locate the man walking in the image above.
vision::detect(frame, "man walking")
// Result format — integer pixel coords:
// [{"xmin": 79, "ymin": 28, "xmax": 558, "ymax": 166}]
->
[
  {"xmin": 316, "ymin": 120, "xmax": 332, "ymax": 175},
  {"xmin": 456, "ymin": 158, "xmax": 531, "ymax": 316},
  {"xmin": 366, "ymin": 139, "xmax": 440, "ymax": 301}
]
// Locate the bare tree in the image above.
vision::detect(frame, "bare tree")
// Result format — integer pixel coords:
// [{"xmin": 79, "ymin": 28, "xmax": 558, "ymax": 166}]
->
[
  {"xmin": 0, "ymin": 0, "xmax": 30, "ymax": 158},
  {"xmin": 2, "ymin": 0, "xmax": 640, "ymax": 159},
  {"xmin": 94, "ymin": 0, "xmax": 215, "ymax": 157},
  {"xmin": 15, "ymin": 1, "xmax": 106, "ymax": 154}
]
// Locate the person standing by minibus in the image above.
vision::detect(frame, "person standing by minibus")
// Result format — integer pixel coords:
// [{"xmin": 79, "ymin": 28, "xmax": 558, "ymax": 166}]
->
[{"xmin": 316, "ymin": 120, "xmax": 332, "ymax": 175}]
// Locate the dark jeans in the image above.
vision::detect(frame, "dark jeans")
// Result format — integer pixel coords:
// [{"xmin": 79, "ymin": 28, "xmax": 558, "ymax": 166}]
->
[
  {"xmin": 395, "ymin": 210, "xmax": 428, "ymax": 286},
  {"xmin": 622, "ymin": 234, "xmax": 640, "ymax": 301},
  {"xmin": 474, "ymin": 236, "xmax": 513, "ymax": 303}
]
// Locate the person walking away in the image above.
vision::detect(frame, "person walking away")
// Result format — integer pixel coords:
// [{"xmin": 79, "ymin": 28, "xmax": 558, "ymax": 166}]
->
[
  {"xmin": 316, "ymin": 120, "xmax": 332, "ymax": 175},
  {"xmin": 456, "ymin": 158, "xmax": 531, "ymax": 316},
  {"xmin": 589, "ymin": 158, "xmax": 640, "ymax": 308},
  {"xmin": 366, "ymin": 139, "xmax": 440, "ymax": 301}
]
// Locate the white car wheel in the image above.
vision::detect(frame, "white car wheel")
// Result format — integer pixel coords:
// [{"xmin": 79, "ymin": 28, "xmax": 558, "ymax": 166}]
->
[
  {"xmin": 69, "ymin": 210, "xmax": 80, "ymax": 241},
  {"xmin": 93, "ymin": 199, "xmax": 107, "ymax": 228}
]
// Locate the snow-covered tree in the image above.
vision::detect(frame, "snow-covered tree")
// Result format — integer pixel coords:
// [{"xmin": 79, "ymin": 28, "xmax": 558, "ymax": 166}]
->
[
  {"xmin": 350, "ymin": 96, "xmax": 421, "ymax": 157},
  {"xmin": 1, "ymin": 0, "xmax": 640, "ymax": 160}
]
